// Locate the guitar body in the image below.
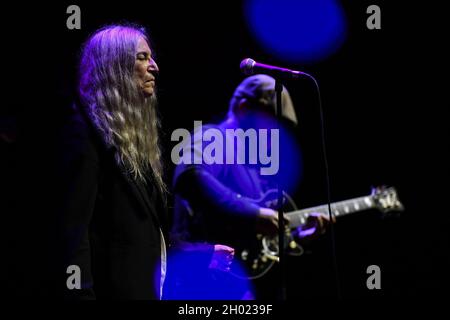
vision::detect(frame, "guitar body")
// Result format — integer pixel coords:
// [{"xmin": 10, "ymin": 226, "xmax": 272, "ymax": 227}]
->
[{"xmin": 229, "ymin": 190, "xmax": 302, "ymax": 280}]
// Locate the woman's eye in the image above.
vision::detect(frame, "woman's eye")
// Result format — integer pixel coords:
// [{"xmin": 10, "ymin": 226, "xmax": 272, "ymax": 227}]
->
[{"xmin": 137, "ymin": 54, "xmax": 147, "ymax": 61}]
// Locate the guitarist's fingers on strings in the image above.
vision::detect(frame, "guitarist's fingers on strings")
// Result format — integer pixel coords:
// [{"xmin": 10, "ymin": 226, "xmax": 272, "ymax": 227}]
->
[{"xmin": 297, "ymin": 213, "xmax": 333, "ymax": 239}]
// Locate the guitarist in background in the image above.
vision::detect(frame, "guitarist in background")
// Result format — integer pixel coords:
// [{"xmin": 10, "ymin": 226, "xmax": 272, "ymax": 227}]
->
[{"xmin": 170, "ymin": 74, "xmax": 331, "ymax": 299}]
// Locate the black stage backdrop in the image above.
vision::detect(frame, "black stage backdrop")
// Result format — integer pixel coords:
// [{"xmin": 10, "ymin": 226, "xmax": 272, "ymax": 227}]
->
[{"xmin": 2, "ymin": 1, "xmax": 448, "ymax": 300}]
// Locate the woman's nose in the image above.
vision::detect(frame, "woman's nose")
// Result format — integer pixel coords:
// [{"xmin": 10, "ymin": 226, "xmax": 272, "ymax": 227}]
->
[{"xmin": 148, "ymin": 58, "xmax": 159, "ymax": 73}]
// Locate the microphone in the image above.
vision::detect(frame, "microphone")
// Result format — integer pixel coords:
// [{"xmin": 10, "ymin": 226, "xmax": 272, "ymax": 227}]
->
[{"xmin": 240, "ymin": 58, "xmax": 305, "ymax": 79}]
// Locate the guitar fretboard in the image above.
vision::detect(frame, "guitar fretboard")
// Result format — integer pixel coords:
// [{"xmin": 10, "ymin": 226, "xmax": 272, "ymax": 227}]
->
[{"xmin": 287, "ymin": 195, "xmax": 375, "ymax": 228}]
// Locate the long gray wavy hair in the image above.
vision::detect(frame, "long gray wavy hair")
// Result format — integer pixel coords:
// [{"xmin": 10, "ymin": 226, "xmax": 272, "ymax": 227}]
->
[{"xmin": 78, "ymin": 24, "xmax": 166, "ymax": 193}]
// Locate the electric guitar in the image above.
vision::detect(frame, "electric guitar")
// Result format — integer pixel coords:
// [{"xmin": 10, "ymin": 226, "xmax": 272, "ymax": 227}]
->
[{"xmin": 230, "ymin": 186, "xmax": 404, "ymax": 279}]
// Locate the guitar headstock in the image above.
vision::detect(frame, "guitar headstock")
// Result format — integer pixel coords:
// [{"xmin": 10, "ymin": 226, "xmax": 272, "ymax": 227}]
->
[{"xmin": 371, "ymin": 186, "xmax": 404, "ymax": 213}]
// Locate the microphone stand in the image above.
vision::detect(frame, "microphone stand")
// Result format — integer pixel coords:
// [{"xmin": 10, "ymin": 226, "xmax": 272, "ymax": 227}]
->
[{"xmin": 275, "ymin": 79, "xmax": 287, "ymax": 301}]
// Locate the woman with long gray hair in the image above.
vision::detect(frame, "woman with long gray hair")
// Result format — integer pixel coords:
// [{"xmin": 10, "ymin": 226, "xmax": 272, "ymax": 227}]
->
[{"xmin": 55, "ymin": 24, "xmax": 168, "ymax": 299}]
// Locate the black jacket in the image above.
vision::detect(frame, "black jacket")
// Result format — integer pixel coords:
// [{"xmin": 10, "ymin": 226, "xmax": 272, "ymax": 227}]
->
[{"xmin": 53, "ymin": 102, "xmax": 167, "ymax": 299}]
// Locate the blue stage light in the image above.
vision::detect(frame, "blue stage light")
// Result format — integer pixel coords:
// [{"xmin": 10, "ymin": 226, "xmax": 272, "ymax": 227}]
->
[{"xmin": 244, "ymin": 0, "xmax": 347, "ymax": 64}]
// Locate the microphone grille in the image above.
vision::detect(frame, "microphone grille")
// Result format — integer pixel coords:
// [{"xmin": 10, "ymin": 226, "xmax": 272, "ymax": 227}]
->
[{"xmin": 240, "ymin": 58, "xmax": 255, "ymax": 75}]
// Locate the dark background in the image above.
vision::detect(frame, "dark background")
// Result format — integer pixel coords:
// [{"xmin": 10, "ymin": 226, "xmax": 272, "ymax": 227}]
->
[{"xmin": 3, "ymin": 1, "xmax": 448, "ymax": 299}]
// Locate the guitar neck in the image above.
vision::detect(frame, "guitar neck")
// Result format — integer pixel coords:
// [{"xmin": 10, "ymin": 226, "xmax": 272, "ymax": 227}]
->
[{"xmin": 286, "ymin": 195, "xmax": 376, "ymax": 228}]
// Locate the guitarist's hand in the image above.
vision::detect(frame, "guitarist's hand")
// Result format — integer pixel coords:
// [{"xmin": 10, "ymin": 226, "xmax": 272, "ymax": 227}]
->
[
  {"xmin": 257, "ymin": 208, "xmax": 290, "ymax": 236},
  {"xmin": 208, "ymin": 245, "xmax": 235, "ymax": 272},
  {"xmin": 295, "ymin": 213, "xmax": 334, "ymax": 241}
]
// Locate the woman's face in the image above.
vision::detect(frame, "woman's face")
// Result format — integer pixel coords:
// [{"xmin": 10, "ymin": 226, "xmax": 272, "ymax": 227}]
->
[{"xmin": 134, "ymin": 37, "xmax": 159, "ymax": 97}]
